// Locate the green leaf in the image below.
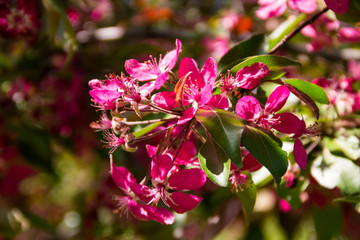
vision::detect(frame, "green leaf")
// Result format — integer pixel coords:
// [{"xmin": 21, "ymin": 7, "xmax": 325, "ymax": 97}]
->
[
  {"xmin": 311, "ymin": 150, "xmax": 360, "ymax": 195},
  {"xmin": 237, "ymin": 184, "xmax": 257, "ymax": 226},
  {"xmin": 283, "ymin": 80, "xmax": 320, "ymax": 119},
  {"xmin": 312, "ymin": 205, "xmax": 342, "ymax": 240},
  {"xmin": 133, "ymin": 121, "xmax": 166, "ymax": 138},
  {"xmin": 284, "ymin": 79, "xmax": 330, "ymax": 104},
  {"xmin": 263, "ymin": 71, "xmax": 287, "ymax": 81},
  {"xmin": 218, "ymin": 34, "xmax": 268, "ymax": 73},
  {"xmin": 230, "ymin": 55, "xmax": 301, "ymax": 75},
  {"xmin": 198, "ymin": 136, "xmax": 231, "ymax": 187},
  {"xmin": 268, "ymin": 14, "xmax": 307, "ymax": 51},
  {"xmin": 278, "ymin": 179, "xmax": 309, "ymax": 209},
  {"xmin": 196, "ymin": 107, "xmax": 243, "ymax": 168},
  {"xmin": 23, "ymin": 211, "xmax": 54, "ymax": 232},
  {"xmin": 334, "ymin": 194, "xmax": 360, "ymax": 204},
  {"xmin": 241, "ymin": 126, "xmax": 288, "ymax": 186}
]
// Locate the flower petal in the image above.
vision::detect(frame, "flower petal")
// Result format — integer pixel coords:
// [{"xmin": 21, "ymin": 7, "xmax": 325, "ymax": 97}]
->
[
  {"xmin": 200, "ymin": 57, "xmax": 217, "ymax": 87},
  {"xmin": 151, "ymin": 154, "xmax": 173, "ymax": 182},
  {"xmin": 207, "ymin": 94, "xmax": 229, "ymax": 110},
  {"xmin": 271, "ymin": 113, "xmax": 305, "ymax": 135},
  {"xmin": 264, "ymin": 85, "xmax": 290, "ymax": 114},
  {"xmin": 294, "ymin": 139, "xmax": 307, "ymax": 169},
  {"xmin": 168, "ymin": 168, "xmax": 207, "ymax": 190},
  {"xmin": 178, "ymin": 58, "xmax": 203, "ymax": 88},
  {"xmin": 324, "ymin": 0, "xmax": 349, "ymax": 14},
  {"xmin": 288, "ymin": 0, "xmax": 316, "ymax": 14},
  {"xmin": 235, "ymin": 62, "xmax": 270, "ymax": 89},
  {"xmin": 125, "ymin": 59, "xmax": 157, "ymax": 81},
  {"xmin": 159, "ymin": 39, "xmax": 182, "ymax": 71},
  {"xmin": 153, "ymin": 91, "xmax": 177, "ymax": 110},
  {"xmin": 178, "ymin": 106, "xmax": 196, "ymax": 125},
  {"xmin": 235, "ymin": 96, "xmax": 261, "ymax": 121},
  {"xmin": 166, "ymin": 192, "xmax": 202, "ymax": 213},
  {"xmin": 110, "ymin": 157, "xmax": 136, "ymax": 191}
]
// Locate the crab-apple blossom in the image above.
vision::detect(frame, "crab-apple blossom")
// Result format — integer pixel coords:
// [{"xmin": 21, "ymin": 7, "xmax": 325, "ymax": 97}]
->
[
  {"xmin": 111, "ymin": 157, "xmax": 174, "ymax": 224},
  {"xmin": 125, "ymin": 39, "xmax": 182, "ymax": 89}
]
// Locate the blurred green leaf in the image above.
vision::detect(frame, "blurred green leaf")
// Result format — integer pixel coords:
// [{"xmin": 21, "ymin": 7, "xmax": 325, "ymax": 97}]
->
[
  {"xmin": 237, "ymin": 183, "xmax": 257, "ymax": 226},
  {"xmin": 199, "ymin": 135, "xmax": 231, "ymax": 187},
  {"xmin": 263, "ymin": 71, "xmax": 287, "ymax": 81},
  {"xmin": 196, "ymin": 107, "xmax": 243, "ymax": 168},
  {"xmin": 335, "ymin": 0, "xmax": 360, "ymax": 23},
  {"xmin": 268, "ymin": 14, "xmax": 307, "ymax": 51},
  {"xmin": 284, "ymin": 78, "xmax": 330, "ymax": 104},
  {"xmin": 230, "ymin": 55, "xmax": 301, "ymax": 75},
  {"xmin": 312, "ymin": 205, "xmax": 342, "ymax": 240},
  {"xmin": 311, "ymin": 150, "xmax": 360, "ymax": 195},
  {"xmin": 241, "ymin": 126, "xmax": 288, "ymax": 186},
  {"xmin": 278, "ymin": 179, "xmax": 309, "ymax": 209},
  {"xmin": 334, "ymin": 194, "xmax": 360, "ymax": 203},
  {"xmin": 23, "ymin": 211, "xmax": 55, "ymax": 232},
  {"xmin": 218, "ymin": 34, "xmax": 268, "ymax": 73},
  {"xmin": 9, "ymin": 125, "xmax": 54, "ymax": 173}
]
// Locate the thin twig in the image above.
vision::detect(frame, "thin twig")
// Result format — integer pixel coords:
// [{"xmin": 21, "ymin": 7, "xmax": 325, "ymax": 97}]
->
[
  {"xmin": 148, "ymin": 103, "xmax": 183, "ymax": 116},
  {"xmin": 122, "ymin": 117, "xmax": 178, "ymax": 125},
  {"xmin": 129, "ymin": 125, "xmax": 174, "ymax": 144},
  {"xmin": 269, "ymin": 7, "xmax": 329, "ymax": 55}
]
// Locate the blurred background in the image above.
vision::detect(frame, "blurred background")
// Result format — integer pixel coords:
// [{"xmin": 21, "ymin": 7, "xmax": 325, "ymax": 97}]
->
[{"xmin": 1, "ymin": 0, "xmax": 360, "ymax": 239}]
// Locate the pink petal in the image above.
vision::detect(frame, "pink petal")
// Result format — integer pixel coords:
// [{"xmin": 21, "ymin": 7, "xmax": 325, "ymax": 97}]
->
[
  {"xmin": 200, "ymin": 85, "xmax": 213, "ymax": 106},
  {"xmin": 159, "ymin": 39, "xmax": 182, "ymax": 71},
  {"xmin": 301, "ymin": 25, "xmax": 317, "ymax": 38},
  {"xmin": 125, "ymin": 59, "xmax": 158, "ymax": 81},
  {"xmin": 139, "ymin": 81, "xmax": 155, "ymax": 97},
  {"xmin": 235, "ymin": 96, "xmax": 261, "ymax": 121},
  {"xmin": 242, "ymin": 152, "xmax": 262, "ymax": 172},
  {"xmin": 256, "ymin": 0, "xmax": 287, "ymax": 19},
  {"xmin": 146, "ymin": 144, "xmax": 157, "ymax": 158},
  {"xmin": 279, "ymin": 199, "xmax": 292, "ymax": 212},
  {"xmin": 288, "ymin": 0, "xmax": 317, "ymax": 14},
  {"xmin": 264, "ymin": 85, "xmax": 290, "ymax": 114},
  {"xmin": 110, "ymin": 158, "xmax": 136, "ymax": 191},
  {"xmin": 89, "ymin": 89, "xmax": 120, "ymax": 106},
  {"xmin": 338, "ymin": 27, "xmax": 360, "ymax": 43},
  {"xmin": 178, "ymin": 106, "xmax": 196, "ymax": 125},
  {"xmin": 200, "ymin": 57, "xmax": 218, "ymax": 87},
  {"xmin": 151, "ymin": 154, "xmax": 173, "ymax": 182},
  {"xmin": 207, "ymin": 94, "xmax": 229, "ymax": 110},
  {"xmin": 178, "ymin": 58, "xmax": 203, "ymax": 88},
  {"xmin": 166, "ymin": 192, "xmax": 202, "ymax": 213},
  {"xmin": 168, "ymin": 168, "xmax": 207, "ymax": 190},
  {"xmin": 146, "ymin": 205, "xmax": 175, "ymax": 225},
  {"xmin": 155, "ymin": 72, "xmax": 168, "ymax": 89},
  {"xmin": 271, "ymin": 113, "xmax": 305, "ymax": 135},
  {"xmin": 130, "ymin": 182, "xmax": 154, "ymax": 204},
  {"xmin": 324, "ymin": 0, "xmax": 349, "ymax": 14},
  {"xmin": 128, "ymin": 199, "xmax": 175, "ymax": 224},
  {"xmin": 174, "ymin": 141, "xmax": 197, "ymax": 165},
  {"xmin": 235, "ymin": 62, "xmax": 270, "ymax": 89},
  {"xmin": 293, "ymin": 138, "xmax": 307, "ymax": 169},
  {"xmin": 153, "ymin": 91, "xmax": 177, "ymax": 110}
]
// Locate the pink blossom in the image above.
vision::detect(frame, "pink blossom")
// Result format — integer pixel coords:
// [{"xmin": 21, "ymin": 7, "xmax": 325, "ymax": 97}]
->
[
  {"xmin": 235, "ymin": 62, "xmax": 270, "ymax": 90},
  {"xmin": 235, "ymin": 86, "xmax": 308, "ymax": 169},
  {"xmin": 338, "ymin": 27, "xmax": 360, "ymax": 43},
  {"xmin": 256, "ymin": 0, "xmax": 287, "ymax": 19},
  {"xmin": 256, "ymin": 0, "xmax": 316, "ymax": 19},
  {"xmin": 288, "ymin": 0, "xmax": 317, "ymax": 14},
  {"xmin": 153, "ymin": 57, "xmax": 227, "ymax": 125},
  {"xmin": 111, "ymin": 158, "xmax": 174, "ymax": 224},
  {"xmin": 148, "ymin": 153, "xmax": 207, "ymax": 213},
  {"xmin": 324, "ymin": 0, "xmax": 349, "ymax": 14},
  {"xmin": 125, "ymin": 39, "xmax": 182, "ymax": 89},
  {"xmin": 279, "ymin": 199, "xmax": 292, "ymax": 212},
  {"xmin": 203, "ymin": 37, "xmax": 230, "ymax": 61},
  {"xmin": 89, "ymin": 77, "xmax": 121, "ymax": 110},
  {"xmin": 0, "ymin": 0, "xmax": 40, "ymax": 38}
]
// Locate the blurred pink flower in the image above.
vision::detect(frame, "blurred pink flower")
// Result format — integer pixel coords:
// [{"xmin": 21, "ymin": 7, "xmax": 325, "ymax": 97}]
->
[{"xmin": 324, "ymin": 0, "xmax": 349, "ymax": 14}]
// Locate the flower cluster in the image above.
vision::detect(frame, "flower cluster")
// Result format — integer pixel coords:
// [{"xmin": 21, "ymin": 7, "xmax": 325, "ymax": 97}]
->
[{"xmin": 89, "ymin": 39, "xmax": 319, "ymax": 224}]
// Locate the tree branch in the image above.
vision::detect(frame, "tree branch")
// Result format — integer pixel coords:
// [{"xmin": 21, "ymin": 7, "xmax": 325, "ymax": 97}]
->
[{"xmin": 269, "ymin": 7, "xmax": 329, "ymax": 55}]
